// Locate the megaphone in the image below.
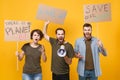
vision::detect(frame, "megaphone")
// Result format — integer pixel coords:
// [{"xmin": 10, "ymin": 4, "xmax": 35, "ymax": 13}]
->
[{"xmin": 57, "ymin": 45, "xmax": 66, "ymax": 57}]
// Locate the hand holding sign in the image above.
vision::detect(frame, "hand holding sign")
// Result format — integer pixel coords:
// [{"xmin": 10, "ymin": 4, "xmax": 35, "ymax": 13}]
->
[{"xmin": 4, "ymin": 20, "xmax": 31, "ymax": 71}]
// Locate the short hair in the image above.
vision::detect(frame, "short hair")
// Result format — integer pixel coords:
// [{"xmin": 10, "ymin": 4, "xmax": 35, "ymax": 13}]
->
[
  {"xmin": 83, "ymin": 23, "xmax": 92, "ymax": 29},
  {"xmin": 55, "ymin": 28, "xmax": 65, "ymax": 34},
  {"xmin": 30, "ymin": 29, "xmax": 44, "ymax": 40}
]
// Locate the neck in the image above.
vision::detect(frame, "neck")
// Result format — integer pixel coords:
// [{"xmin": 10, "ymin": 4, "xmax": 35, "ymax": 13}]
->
[
  {"xmin": 31, "ymin": 42, "xmax": 38, "ymax": 45},
  {"xmin": 30, "ymin": 42, "xmax": 39, "ymax": 48},
  {"xmin": 85, "ymin": 37, "xmax": 92, "ymax": 41}
]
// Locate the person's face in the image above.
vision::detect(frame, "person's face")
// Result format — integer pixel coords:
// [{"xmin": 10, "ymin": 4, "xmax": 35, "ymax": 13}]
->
[
  {"xmin": 56, "ymin": 30, "xmax": 65, "ymax": 42},
  {"xmin": 83, "ymin": 26, "xmax": 92, "ymax": 40},
  {"xmin": 32, "ymin": 32, "xmax": 40, "ymax": 43}
]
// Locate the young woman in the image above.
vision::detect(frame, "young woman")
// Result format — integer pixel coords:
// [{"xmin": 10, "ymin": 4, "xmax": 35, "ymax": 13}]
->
[{"xmin": 16, "ymin": 29, "xmax": 47, "ymax": 80}]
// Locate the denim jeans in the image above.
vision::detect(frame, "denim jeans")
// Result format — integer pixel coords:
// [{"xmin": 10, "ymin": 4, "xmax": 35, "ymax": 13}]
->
[
  {"xmin": 22, "ymin": 73, "xmax": 42, "ymax": 80},
  {"xmin": 79, "ymin": 70, "xmax": 98, "ymax": 80}
]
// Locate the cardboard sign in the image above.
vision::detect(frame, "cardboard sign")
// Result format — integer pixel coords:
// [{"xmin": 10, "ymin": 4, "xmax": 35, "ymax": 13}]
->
[
  {"xmin": 36, "ymin": 4, "xmax": 67, "ymax": 24},
  {"xmin": 4, "ymin": 20, "xmax": 31, "ymax": 41},
  {"xmin": 84, "ymin": 3, "xmax": 111, "ymax": 22}
]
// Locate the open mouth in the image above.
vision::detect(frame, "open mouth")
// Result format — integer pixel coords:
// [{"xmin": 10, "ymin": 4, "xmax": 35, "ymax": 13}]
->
[
  {"xmin": 59, "ymin": 37, "xmax": 63, "ymax": 40},
  {"xmin": 35, "ymin": 39, "xmax": 38, "ymax": 41}
]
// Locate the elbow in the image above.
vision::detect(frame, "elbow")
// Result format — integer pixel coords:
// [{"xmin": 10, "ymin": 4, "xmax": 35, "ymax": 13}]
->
[
  {"xmin": 102, "ymin": 51, "xmax": 107, "ymax": 56},
  {"xmin": 67, "ymin": 60, "xmax": 72, "ymax": 65},
  {"xmin": 66, "ymin": 62, "xmax": 71, "ymax": 65},
  {"xmin": 68, "ymin": 62, "xmax": 72, "ymax": 65},
  {"xmin": 103, "ymin": 53, "xmax": 107, "ymax": 56},
  {"xmin": 64, "ymin": 56, "xmax": 72, "ymax": 65}
]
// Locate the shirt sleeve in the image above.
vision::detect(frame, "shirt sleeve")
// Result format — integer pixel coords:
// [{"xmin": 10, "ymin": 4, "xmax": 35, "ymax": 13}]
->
[
  {"xmin": 21, "ymin": 43, "xmax": 28, "ymax": 53},
  {"xmin": 49, "ymin": 37, "xmax": 56, "ymax": 45},
  {"xmin": 74, "ymin": 40, "xmax": 79, "ymax": 53},
  {"xmin": 67, "ymin": 43, "xmax": 74, "ymax": 58}
]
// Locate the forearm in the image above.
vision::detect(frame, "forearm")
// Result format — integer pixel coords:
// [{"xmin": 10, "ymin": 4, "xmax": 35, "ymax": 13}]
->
[
  {"xmin": 97, "ymin": 39, "xmax": 107, "ymax": 56},
  {"xmin": 17, "ymin": 54, "xmax": 24, "ymax": 61},
  {"xmin": 43, "ymin": 22, "xmax": 49, "ymax": 41},
  {"xmin": 64, "ymin": 56, "xmax": 72, "ymax": 65},
  {"xmin": 43, "ymin": 23, "xmax": 48, "ymax": 34},
  {"xmin": 42, "ymin": 52, "xmax": 47, "ymax": 62},
  {"xmin": 16, "ymin": 51, "xmax": 24, "ymax": 61},
  {"xmin": 99, "ymin": 46, "xmax": 107, "ymax": 56}
]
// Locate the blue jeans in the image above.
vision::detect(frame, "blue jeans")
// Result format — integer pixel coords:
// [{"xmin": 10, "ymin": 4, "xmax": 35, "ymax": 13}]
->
[
  {"xmin": 22, "ymin": 73, "xmax": 42, "ymax": 80},
  {"xmin": 79, "ymin": 70, "xmax": 98, "ymax": 80}
]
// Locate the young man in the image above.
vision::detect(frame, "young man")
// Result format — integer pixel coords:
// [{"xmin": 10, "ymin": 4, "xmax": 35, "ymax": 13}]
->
[
  {"xmin": 43, "ymin": 21, "xmax": 74, "ymax": 80},
  {"xmin": 74, "ymin": 23, "xmax": 107, "ymax": 80}
]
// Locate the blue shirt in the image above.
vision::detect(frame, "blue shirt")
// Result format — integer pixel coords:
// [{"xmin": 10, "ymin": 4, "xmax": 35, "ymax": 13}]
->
[{"xmin": 74, "ymin": 37, "xmax": 107, "ymax": 77}]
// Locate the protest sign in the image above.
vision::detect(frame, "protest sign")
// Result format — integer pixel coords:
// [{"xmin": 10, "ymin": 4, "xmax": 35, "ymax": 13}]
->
[
  {"xmin": 36, "ymin": 4, "xmax": 67, "ymax": 24},
  {"xmin": 4, "ymin": 20, "xmax": 31, "ymax": 41},
  {"xmin": 84, "ymin": 3, "xmax": 111, "ymax": 22}
]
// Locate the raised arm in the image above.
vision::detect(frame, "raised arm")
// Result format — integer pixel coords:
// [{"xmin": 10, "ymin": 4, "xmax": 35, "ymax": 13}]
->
[{"xmin": 43, "ymin": 21, "xmax": 50, "ymax": 41}]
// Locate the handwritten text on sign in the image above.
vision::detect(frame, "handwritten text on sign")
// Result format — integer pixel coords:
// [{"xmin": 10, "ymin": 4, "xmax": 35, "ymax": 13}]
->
[
  {"xmin": 4, "ymin": 20, "xmax": 31, "ymax": 41},
  {"xmin": 84, "ymin": 3, "xmax": 111, "ymax": 22},
  {"xmin": 36, "ymin": 4, "xmax": 67, "ymax": 24}
]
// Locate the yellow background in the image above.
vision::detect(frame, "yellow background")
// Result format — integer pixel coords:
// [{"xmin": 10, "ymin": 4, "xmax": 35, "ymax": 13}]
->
[{"xmin": 0, "ymin": 0, "xmax": 120, "ymax": 80}]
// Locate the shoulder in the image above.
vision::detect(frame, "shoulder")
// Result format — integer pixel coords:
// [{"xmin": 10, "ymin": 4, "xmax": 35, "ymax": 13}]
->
[
  {"xmin": 75, "ymin": 37, "xmax": 84, "ymax": 42},
  {"xmin": 38, "ymin": 44, "xmax": 44, "ymax": 48},
  {"xmin": 66, "ymin": 42, "xmax": 72, "ymax": 45},
  {"xmin": 21, "ymin": 43, "xmax": 30, "ymax": 51},
  {"xmin": 23, "ymin": 43, "xmax": 30, "ymax": 47},
  {"xmin": 49, "ymin": 37, "xmax": 57, "ymax": 43},
  {"xmin": 91, "ymin": 37, "xmax": 97, "ymax": 41},
  {"xmin": 65, "ymin": 42, "xmax": 73, "ymax": 47},
  {"xmin": 50, "ymin": 37, "xmax": 56, "ymax": 40}
]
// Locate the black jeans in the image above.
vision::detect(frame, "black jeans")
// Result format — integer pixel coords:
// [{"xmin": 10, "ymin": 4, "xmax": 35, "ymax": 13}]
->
[{"xmin": 52, "ymin": 73, "xmax": 69, "ymax": 80}]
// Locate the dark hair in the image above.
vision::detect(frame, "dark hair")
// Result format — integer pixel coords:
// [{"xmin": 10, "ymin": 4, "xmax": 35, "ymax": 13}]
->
[
  {"xmin": 55, "ymin": 28, "xmax": 65, "ymax": 34},
  {"xmin": 30, "ymin": 29, "xmax": 44, "ymax": 40},
  {"xmin": 83, "ymin": 23, "xmax": 92, "ymax": 29}
]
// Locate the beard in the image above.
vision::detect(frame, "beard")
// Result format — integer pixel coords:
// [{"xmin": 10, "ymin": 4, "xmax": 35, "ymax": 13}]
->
[
  {"xmin": 57, "ymin": 37, "xmax": 64, "ymax": 44},
  {"xmin": 84, "ymin": 33, "xmax": 92, "ymax": 40}
]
